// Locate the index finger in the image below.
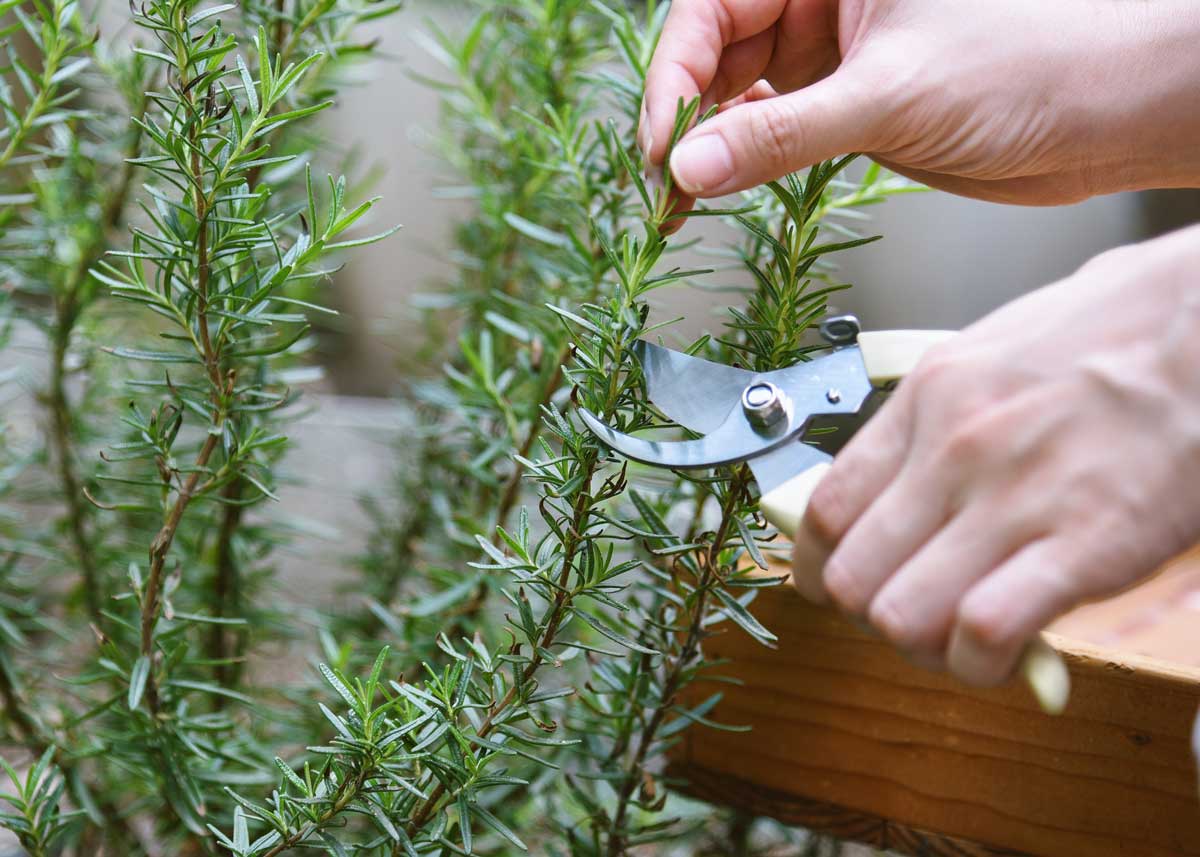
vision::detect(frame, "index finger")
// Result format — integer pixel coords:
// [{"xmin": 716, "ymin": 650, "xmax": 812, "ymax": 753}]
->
[{"xmin": 642, "ymin": 0, "xmax": 787, "ymax": 166}]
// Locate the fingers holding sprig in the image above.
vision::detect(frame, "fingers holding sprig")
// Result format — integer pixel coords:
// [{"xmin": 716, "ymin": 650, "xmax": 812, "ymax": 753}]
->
[
  {"xmin": 640, "ymin": 0, "xmax": 792, "ymax": 229},
  {"xmin": 638, "ymin": 0, "xmax": 880, "ymax": 227},
  {"xmin": 640, "ymin": 0, "xmax": 788, "ymax": 167}
]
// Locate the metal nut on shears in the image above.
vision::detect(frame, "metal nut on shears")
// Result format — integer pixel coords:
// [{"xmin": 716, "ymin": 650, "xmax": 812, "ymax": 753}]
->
[{"xmin": 742, "ymin": 382, "xmax": 791, "ymax": 432}]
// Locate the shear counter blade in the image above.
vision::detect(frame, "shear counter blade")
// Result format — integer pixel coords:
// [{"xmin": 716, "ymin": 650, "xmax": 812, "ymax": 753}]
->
[
  {"xmin": 578, "ymin": 403, "xmax": 802, "ymax": 470},
  {"xmin": 746, "ymin": 441, "xmax": 833, "ymax": 496}
]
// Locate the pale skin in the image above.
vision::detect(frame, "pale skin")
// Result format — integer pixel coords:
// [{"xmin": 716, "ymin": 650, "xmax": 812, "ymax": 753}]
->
[{"xmin": 640, "ymin": 0, "xmax": 1200, "ymax": 686}]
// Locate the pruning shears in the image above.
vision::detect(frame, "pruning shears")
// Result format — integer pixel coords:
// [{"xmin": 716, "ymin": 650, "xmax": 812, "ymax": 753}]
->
[{"xmin": 579, "ymin": 315, "xmax": 1070, "ymax": 715}]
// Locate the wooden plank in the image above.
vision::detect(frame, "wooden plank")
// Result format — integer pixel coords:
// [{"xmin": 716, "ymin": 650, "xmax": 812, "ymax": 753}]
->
[{"xmin": 667, "ymin": 569, "xmax": 1200, "ymax": 857}]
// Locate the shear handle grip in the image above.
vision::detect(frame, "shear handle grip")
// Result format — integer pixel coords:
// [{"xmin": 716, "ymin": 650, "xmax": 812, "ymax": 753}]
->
[
  {"xmin": 759, "ymin": 466, "xmax": 1071, "ymax": 717},
  {"xmin": 857, "ymin": 329, "xmax": 957, "ymax": 385}
]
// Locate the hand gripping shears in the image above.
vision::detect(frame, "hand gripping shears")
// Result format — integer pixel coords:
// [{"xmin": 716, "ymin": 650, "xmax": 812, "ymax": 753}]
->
[{"xmin": 579, "ymin": 315, "xmax": 1070, "ymax": 714}]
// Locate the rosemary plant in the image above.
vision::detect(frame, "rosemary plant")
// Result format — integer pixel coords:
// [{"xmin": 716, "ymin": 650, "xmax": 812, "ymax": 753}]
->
[
  {"xmin": 335, "ymin": 1, "xmax": 915, "ymax": 854},
  {"xmin": 0, "ymin": 1, "xmax": 912, "ymax": 855},
  {"xmin": 0, "ymin": 1, "xmax": 401, "ymax": 853}
]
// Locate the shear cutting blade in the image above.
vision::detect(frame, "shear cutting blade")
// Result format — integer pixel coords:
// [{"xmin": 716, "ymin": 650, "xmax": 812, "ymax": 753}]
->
[{"xmin": 636, "ymin": 341, "xmax": 758, "ymax": 435}]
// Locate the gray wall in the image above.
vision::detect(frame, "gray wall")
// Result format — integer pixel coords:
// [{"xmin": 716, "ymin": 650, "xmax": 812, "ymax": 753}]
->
[{"xmin": 319, "ymin": 6, "xmax": 471, "ymax": 394}]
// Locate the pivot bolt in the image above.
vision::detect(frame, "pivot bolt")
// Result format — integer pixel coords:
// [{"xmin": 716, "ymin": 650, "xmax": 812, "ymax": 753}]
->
[{"xmin": 742, "ymin": 382, "xmax": 790, "ymax": 432}]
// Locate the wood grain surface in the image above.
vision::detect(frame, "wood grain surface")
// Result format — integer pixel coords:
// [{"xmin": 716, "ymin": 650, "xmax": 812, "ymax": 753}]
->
[{"xmin": 668, "ymin": 553, "xmax": 1200, "ymax": 857}]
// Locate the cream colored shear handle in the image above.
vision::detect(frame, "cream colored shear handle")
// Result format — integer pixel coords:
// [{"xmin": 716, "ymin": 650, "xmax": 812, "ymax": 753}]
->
[{"xmin": 759, "ymin": 329, "xmax": 1071, "ymax": 716}]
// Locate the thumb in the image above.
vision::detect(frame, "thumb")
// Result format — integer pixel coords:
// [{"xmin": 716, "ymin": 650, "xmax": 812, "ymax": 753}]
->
[{"xmin": 669, "ymin": 70, "xmax": 886, "ymax": 197}]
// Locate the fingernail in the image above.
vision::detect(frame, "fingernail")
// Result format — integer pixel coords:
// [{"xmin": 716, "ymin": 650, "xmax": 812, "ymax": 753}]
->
[
  {"xmin": 669, "ymin": 133, "xmax": 733, "ymax": 194},
  {"xmin": 645, "ymin": 163, "xmax": 665, "ymax": 202},
  {"xmin": 948, "ymin": 628, "xmax": 1005, "ymax": 688},
  {"xmin": 638, "ymin": 100, "xmax": 653, "ymax": 163}
]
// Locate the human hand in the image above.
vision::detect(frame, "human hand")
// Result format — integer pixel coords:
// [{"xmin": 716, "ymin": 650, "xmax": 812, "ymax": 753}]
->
[
  {"xmin": 791, "ymin": 224, "xmax": 1200, "ymax": 686},
  {"xmin": 640, "ymin": 0, "xmax": 1200, "ymax": 207}
]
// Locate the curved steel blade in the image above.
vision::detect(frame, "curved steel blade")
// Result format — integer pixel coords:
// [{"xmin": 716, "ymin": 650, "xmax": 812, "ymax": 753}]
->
[
  {"xmin": 636, "ymin": 341, "xmax": 757, "ymax": 434},
  {"xmin": 581, "ymin": 404, "xmax": 834, "ymax": 492},
  {"xmin": 579, "ymin": 401, "xmax": 800, "ymax": 470}
]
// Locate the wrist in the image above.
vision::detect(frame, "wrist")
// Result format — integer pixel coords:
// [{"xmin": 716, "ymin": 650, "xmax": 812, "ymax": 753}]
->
[{"xmin": 1082, "ymin": 2, "xmax": 1200, "ymax": 193}]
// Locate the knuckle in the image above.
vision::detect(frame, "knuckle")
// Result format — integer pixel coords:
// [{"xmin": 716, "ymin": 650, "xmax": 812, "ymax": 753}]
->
[
  {"xmin": 868, "ymin": 598, "xmax": 928, "ymax": 650},
  {"xmin": 1076, "ymin": 352, "xmax": 1145, "ymax": 407},
  {"xmin": 908, "ymin": 344, "xmax": 962, "ymax": 392},
  {"xmin": 1052, "ymin": 473, "xmax": 1154, "ymax": 567},
  {"xmin": 937, "ymin": 418, "xmax": 993, "ymax": 471},
  {"xmin": 906, "ymin": 354, "xmax": 974, "ymax": 416},
  {"xmin": 747, "ymin": 99, "xmax": 800, "ymax": 167},
  {"xmin": 823, "ymin": 559, "xmax": 868, "ymax": 615},
  {"xmin": 1040, "ymin": 543, "xmax": 1113, "ymax": 605},
  {"xmin": 807, "ymin": 473, "xmax": 852, "ymax": 546}
]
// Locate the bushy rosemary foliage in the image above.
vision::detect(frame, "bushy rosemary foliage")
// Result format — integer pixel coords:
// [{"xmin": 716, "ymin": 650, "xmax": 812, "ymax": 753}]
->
[
  {"xmin": 340, "ymin": 1, "xmax": 915, "ymax": 855},
  {"xmin": 0, "ymin": 1, "xmax": 912, "ymax": 855},
  {"xmin": 0, "ymin": 1, "xmax": 401, "ymax": 854}
]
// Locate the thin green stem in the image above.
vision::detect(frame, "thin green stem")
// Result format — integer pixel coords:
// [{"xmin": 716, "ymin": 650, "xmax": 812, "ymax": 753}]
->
[
  {"xmin": 140, "ymin": 15, "xmax": 231, "ymax": 715},
  {"xmin": 450, "ymin": 353, "xmax": 569, "ymax": 624},
  {"xmin": 400, "ymin": 205, "xmax": 671, "ymax": 846},
  {"xmin": 277, "ymin": 0, "xmax": 333, "ymax": 71},
  {"xmin": 48, "ymin": 302, "xmax": 100, "ymax": 619},
  {"xmin": 401, "ymin": 448, "xmax": 603, "ymax": 842},
  {"xmin": 604, "ymin": 471, "xmax": 751, "ymax": 856},
  {"xmin": 208, "ymin": 477, "xmax": 245, "ymax": 695}
]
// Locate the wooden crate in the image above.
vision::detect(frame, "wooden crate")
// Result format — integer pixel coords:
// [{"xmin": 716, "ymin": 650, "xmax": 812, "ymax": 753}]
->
[{"xmin": 668, "ymin": 552, "xmax": 1200, "ymax": 857}]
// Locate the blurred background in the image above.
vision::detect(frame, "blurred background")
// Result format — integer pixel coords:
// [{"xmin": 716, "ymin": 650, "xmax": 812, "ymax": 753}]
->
[{"xmin": 322, "ymin": 4, "xmax": 1200, "ymax": 395}]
